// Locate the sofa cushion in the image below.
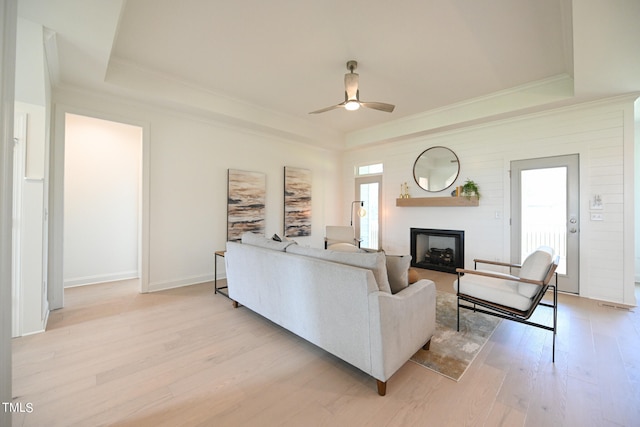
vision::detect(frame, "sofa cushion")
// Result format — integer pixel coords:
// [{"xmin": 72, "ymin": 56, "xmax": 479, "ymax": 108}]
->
[
  {"xmin": 286, "ymin": 245, "xmax": 392, "ymax": 294},
  {"xmin": 284, "ymin": 244, "xmax": 324, "ymax": 258},
  {"xmin": 241, "ymin": 232, "xmax": 295, "ymax": 251},
  {"xmin": 518, "ymin": 246, "xmax": 554, "ymax": 298},
  {"xmin": 385, "ymin": 255, "xmax": 411, "ymax": 294},
  {"xmin": 327, "ymin": 242, "xmax": 365, "ymax": 253},
  {"xmin": 454, "ymin": 273, "xmax": 534, "ymax": 311}
]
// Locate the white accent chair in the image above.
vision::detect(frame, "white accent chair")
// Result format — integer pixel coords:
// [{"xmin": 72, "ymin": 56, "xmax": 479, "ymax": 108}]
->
[
  {"xmin": 324, "ymin": 225, "xmax": 361, "ymax": 249},
  {"xmin": 455, "ymin": 246, "xmax": 560, "ymax": 361}
]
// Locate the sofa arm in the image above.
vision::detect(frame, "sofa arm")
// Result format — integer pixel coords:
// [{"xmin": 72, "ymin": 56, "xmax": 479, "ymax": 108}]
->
[
  {"xmin": 368, "ymin": 279, "xmax": 437, "ymax": 381},
  {"xmin": 394, "ymin": 278, "xmax": 434, "ymax": 298}
]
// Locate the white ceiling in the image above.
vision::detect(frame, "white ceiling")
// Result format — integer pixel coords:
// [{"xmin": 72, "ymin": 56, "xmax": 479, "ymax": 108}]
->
[{"xmin": 17, "ymin": 0, "xmax": 640, "ymax": 142}]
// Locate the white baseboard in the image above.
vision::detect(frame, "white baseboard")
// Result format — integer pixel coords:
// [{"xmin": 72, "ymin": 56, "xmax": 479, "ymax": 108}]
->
[
  {"xmin": 148, "ymin": 274, "xmax": 214, "ymax": 293},
  {"xmin": 64, "ymin": 271, "xmax": 139, "ymax": 288},
  {"xmin": 20, "ymin": 327, "xmax": 47, "ymax": 337}
]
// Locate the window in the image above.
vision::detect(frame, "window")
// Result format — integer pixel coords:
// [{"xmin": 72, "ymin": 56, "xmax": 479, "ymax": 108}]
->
[{"xmin": 357, "ymin": 163, "xmax": 383, "ymax": 175}]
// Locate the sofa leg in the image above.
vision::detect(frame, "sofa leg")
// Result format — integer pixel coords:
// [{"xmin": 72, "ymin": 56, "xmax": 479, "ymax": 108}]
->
[
  {"xmin": 232, "ymin": 300, "xmax": 239, "ymax": 308},
  {"xmin": 376, "ymin": 380, "xmax": 387, "ymax": 396},
  {"xmin": 422, "ymin": 339, "xmax": 431, "ymax": 351}
]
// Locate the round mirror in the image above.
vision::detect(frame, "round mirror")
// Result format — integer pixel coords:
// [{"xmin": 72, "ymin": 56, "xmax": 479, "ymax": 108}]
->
[{"xmin": 413, "ymin": 146, "xmax": 460, "ymax": 192}]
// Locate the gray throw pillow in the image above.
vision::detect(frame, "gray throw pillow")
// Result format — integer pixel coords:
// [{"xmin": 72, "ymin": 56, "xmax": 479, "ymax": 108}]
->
[
  {"xmin": 385, "ymin": 255, "xmax": 412, "ymax": 294},
  {"xmin": 287, "ymin": 244, "xmax": 392, "ymax": 294}
]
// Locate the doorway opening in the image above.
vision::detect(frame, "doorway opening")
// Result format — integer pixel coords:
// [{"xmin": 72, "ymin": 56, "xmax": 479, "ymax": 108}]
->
[{"xmin": 63, "ymin": 114, "xmax": 143, "ymax": 290}]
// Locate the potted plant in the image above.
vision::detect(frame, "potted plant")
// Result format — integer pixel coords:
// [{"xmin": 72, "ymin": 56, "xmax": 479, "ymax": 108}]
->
[{"xmin": 461, "ymin": 179, "xmax": 480, "ymax": 200}]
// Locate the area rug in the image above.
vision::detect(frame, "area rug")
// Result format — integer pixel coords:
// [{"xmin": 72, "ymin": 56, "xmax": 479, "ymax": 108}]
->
[{"xmin": 410, "ymin": 291, "xmax": 501, "ymax": 381}]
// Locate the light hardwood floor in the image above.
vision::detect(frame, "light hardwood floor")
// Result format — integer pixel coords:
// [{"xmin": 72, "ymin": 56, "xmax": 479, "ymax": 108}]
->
[{"xmin": 11, "ymin": 272, "xmax": 640, "ymax": 427}]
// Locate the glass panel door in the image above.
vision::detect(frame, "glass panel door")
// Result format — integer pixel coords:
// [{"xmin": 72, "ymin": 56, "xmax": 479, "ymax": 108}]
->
[
  {"xmin": 520, "ymin": 167, "xmax": 567, "ymax": 275},
  {"xmin": 358, "ymin": 181, "xmax": 380, "ymax": 250},
  {"xmin": 511, "ymin": 154, "xmax": 579, "ymax": 293}
]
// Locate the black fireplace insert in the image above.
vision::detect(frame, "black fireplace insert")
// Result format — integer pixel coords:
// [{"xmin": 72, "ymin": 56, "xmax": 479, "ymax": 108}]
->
[{"xmin": 410, "ymin": 228, "xmax": 464, "ymax": 274}]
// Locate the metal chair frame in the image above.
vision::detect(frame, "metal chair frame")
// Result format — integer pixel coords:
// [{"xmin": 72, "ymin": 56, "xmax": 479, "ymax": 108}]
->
[{"xmin": 456, "ymin": 256, "xmax": 559, "ymax": 362}]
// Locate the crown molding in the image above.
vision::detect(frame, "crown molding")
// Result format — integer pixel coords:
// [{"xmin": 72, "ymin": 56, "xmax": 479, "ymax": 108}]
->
[
  {"xmin": 345, "ymin": 74, "xmax": 575, "ymax": 148},
  {"xmin": 103, "ymin": 58, "xmax": 344, "ymax": 150}
]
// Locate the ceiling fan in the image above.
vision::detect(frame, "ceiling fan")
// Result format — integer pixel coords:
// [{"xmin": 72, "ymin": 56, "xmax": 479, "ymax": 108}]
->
[{"xmin": 309, "ymin": 60, "xmax": 395, "ymax": 114}]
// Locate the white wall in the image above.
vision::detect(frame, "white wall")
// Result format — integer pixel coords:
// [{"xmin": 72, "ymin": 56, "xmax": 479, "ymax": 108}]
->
[
  {"xmin": 52, "ymin": 87, "xmax": 343, "ymax": 294},
  {"xmin": 343, "ymin": 96, "xmax": 637, "ymax": 306},
  {"xmin": 63, "ymin": 113, "xmax": 142, "ymax": 287},
  {"xmin": 15, "ymin": 18, "xmax": 45, "ymax": 106}
]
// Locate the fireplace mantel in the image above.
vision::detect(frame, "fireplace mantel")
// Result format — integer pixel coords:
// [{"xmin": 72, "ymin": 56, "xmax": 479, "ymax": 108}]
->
[{"xmin": 396, "ymin": 196, "xmax": 479, "ymax": 207}]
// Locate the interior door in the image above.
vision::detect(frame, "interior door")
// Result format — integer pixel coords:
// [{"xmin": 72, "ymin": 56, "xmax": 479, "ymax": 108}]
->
[{"xmin": 511, "ymin": 154, "xmax": 579, "ymax": 293}]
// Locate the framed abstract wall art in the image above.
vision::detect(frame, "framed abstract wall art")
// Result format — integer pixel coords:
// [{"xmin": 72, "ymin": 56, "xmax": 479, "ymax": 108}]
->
[
  {"xmin": 227, "ymin": 169, "xmax": 266, "ymax": 241},
  {"xmin": 284, "ymin": 166, "xmax": 311, "ymax": 237}
]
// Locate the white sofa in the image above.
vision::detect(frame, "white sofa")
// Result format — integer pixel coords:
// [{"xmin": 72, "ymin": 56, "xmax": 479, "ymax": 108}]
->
[{"xmin": 224, "ymin": 233, "xmax": 437, "ymax": 395}]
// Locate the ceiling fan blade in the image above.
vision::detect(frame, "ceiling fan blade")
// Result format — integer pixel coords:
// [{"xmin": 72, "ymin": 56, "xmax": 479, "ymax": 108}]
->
[
  {"xmin": 309, "ymin": 60, "xmax": 394, "ymax": 115},
  {"xmin": 360, "ymin": 101, "xmax": 395, "ymax": 113},
  {"xmin": 308, "ymin": 102, "xmax": 345, "ymax": 114}
]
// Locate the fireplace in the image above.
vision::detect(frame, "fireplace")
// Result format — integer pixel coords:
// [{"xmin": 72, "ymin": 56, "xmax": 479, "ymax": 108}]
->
[{"xmin": 410, "ymin": 228, "xmax": 465, "ymax": 274}]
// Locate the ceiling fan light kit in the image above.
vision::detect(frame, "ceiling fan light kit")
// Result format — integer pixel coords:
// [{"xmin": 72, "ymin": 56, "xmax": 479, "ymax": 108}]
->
[
  {"xmin": 345, "ymin": 100, "xmax": 360, "ymax": 111},
  {"xmin": 309, "ymin": 60, "xmax": 395, "ymax": 114}
]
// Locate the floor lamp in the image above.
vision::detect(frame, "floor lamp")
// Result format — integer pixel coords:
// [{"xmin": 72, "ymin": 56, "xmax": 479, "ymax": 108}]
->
[{"xmin": 350, "ymin": 201, "xmax": 367, "ymax": 226}]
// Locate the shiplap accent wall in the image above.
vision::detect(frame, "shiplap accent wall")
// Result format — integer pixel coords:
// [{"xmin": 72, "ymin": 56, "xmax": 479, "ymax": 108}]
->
[{"xmin": 343, "ymin": 97, "xmax": 637, "ymax": 305}]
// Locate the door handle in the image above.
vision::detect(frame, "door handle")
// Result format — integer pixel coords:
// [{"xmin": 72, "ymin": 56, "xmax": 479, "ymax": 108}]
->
[{"xmin": 569, "ymin": 215, "xmax": 578, "ymax": 233}]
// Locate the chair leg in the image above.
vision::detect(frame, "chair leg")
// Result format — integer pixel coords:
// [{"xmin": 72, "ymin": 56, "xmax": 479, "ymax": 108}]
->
[
  {"xmin": 422, "ymin": 339, "xmax": 431, "ymax": 351},
  {"xmin": 552, "ymin": 282, "xmax": 558, "ymax": 363},
  {"xmin": 456, "ymin": 276, "xmax": 461, "ymax": 332},
  {"xmin": 376, "ymin": 380, "xmax": 387, "ymax": 396},
  {"xmin": 456, "ymin": 297, "xmax": 460, "ymax": 332},
  {"xmin": 553, "ymin": 273, "xmax": 558, "ymax": 337}
]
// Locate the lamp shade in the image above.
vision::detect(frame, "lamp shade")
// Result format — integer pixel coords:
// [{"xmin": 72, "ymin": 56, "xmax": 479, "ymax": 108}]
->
[{"xmin": 350, "ymin": 200, "xmax": 365, "ymax": 226}]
